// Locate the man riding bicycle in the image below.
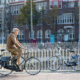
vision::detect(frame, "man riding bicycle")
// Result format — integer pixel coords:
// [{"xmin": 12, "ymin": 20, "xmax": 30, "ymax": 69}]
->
[{"xmin": 6, "ymin": 28, "xmax": 24, "ymax": 71}]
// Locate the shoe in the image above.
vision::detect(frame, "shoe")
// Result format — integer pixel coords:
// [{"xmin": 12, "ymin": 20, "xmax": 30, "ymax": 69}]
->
[
  {"xmin": 16, "ymin": 69, "xmax": 23, "ymax": 72},
  {"xmin": 16, "ymin": 65, "xmax": 23, "ymax": 72},
  {"xmin": 18, "ymin": 69, "xmax": 23, "ymax": 72}
]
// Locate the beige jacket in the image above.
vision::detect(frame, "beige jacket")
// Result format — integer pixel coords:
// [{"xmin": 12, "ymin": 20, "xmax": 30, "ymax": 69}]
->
[{"xmin": 7, "ymin": 32, "xmax": 21, "ymax": 49}]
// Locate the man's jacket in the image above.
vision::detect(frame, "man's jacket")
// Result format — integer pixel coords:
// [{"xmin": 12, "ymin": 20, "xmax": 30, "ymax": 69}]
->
[{"xmin": 7, "ymin": 32, "xmax": 21, "ymax": 49}]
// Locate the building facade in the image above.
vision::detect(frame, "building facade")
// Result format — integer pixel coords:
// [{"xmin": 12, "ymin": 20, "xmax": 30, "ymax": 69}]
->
[
  {"xmin": 0, "ymin": 0, "xmax": 79, "ymax": 43},
  {"xmin": 33, "ymin": 0, "xmax": 79, "ymax": 43}
]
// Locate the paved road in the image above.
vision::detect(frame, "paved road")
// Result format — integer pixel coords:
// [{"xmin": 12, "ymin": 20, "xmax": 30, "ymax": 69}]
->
[{"xmin": 0, "ymin": 72, "xmax": 80, "ymax": 80}]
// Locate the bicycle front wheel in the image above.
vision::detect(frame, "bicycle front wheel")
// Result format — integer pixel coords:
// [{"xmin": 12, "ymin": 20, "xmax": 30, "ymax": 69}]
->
[
  {"xmin": 0, "ymin": 60, "xmax": 12, "ymax": 77},
  {"xmin": 0, "ymin": 67, "xmax": 12, "ymax": 77},
  {"xmin": 48, "ymin": 56, "xmax": 60, "ymax": 71},
  {"xmin": 25, "ymin": 57, "xmax": 41, "ymax": 75}
]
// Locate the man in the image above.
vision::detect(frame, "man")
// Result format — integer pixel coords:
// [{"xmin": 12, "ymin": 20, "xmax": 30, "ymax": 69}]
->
[{"xmin": 7, "ymin": 28, "xmax": 24, "ymax": 71}]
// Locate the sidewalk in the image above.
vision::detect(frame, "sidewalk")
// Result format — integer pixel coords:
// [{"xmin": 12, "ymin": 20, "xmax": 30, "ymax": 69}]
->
[{"xmin": 1, "ymin": 72, "xmax": 80, "ymax": 80}]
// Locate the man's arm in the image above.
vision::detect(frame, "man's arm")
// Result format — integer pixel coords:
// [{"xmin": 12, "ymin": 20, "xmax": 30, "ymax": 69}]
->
[
  {"xmin": 11, "ymin": 34, "xmax": 21, "ymax": 48},
  {"xmin": 16, "ymin": 38, "xmax": 23, "ymax": 47}
]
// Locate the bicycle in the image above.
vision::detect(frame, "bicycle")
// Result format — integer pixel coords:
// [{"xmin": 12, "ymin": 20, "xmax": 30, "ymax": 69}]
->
[
  {"xmin": 48, "ymin": 47, "xmax": 80, "ymax": 71},
  {"xmin": 0, "ymin": 48, "xmax": 41, "ymax": 77}
]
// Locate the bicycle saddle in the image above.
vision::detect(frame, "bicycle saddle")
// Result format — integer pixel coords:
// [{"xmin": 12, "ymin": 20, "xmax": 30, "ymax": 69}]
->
[
  {"xmin": 1, "ymin": 49, "xmax": 6, "ymax": 52},
  {"xmin": 1, "ymin": 56, "xmax": 11, "ymax": 62}
]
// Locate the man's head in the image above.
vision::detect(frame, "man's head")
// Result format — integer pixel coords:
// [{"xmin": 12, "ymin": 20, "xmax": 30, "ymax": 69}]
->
[{"xmin": 12, "ymin": 28, "xmax": 20, "ymax": 35}]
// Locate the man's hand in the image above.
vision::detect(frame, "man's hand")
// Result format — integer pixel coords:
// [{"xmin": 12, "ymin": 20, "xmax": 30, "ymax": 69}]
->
[
  {"xmin": 20, "ymin": 46, "xmax": 27, "ymax": 50},
  {"xmin": 20, "ymin": 46, "xmax": 25, "ymax": 49}
]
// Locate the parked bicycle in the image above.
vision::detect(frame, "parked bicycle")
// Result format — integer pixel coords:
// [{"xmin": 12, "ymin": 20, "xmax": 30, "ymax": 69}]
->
[
  {"xmin": 0, "ymin": 48, "xmax": 41, "ymax": 77},
  {"xmin": 48, "ymin": 47, "xmax": 80, "ymax": 71}
]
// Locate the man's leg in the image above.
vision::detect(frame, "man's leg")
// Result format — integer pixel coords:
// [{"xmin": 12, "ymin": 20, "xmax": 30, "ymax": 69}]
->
[
  {"xmin": 16, "ymin": 48, "xmax": 22, "ymax": 65},
  {"xmin": 8, "ymin": 48, "xmax": 22, "ymax": 65}
]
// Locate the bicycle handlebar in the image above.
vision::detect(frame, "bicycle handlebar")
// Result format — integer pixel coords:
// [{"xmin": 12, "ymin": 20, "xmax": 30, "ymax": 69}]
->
[
  {"xmin": 21, "ymin": 48, "xmax": 32, "ymax": 53},
  {"xmin": 21, "ymin": 48, "xmax": 28, "ymax": 50}
]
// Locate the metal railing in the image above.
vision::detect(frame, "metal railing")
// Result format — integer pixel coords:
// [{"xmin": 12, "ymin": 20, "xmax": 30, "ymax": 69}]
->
[{"xmin": 0, "ymin": 42, "xmax": 80, "ymax": 71}]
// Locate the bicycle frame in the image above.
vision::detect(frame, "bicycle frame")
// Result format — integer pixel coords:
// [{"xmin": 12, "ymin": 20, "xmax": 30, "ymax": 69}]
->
[{"xmin": 0, "ymin": 49, "xmax": 41, "ymax": 76}]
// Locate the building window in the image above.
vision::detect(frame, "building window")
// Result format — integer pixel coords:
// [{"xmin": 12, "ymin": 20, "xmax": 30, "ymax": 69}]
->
[
  {"xmin": 14, "ymin": 10, "xmax": 16, "ymax": 14},
  {"xmin": 18, "ymin": 30, "xmax": 24, "ymax": 40},
  {"xmin": 57, "ymin": 29, "xmax": 64, "ymax": 42},
  {"xmin": 49, "ymin": 0, "xmax": 59, "ymax": 9},
  {"xmin": 57, "ymin": 13, "xmax": 74, "ymax": 24},
  {"xmin": 49, "ymin": 0, "xmax": 53, "ymax": 9},
  {"xmin": 29, "ymin": 31, "xmax": 34, "ymax": 39},
  {"xmin": 13, "ymin": 24, "xmax": 18, "ymax": 27},
  {"xmin": 0, "ymin": 24, "xmax": 1, "ymax": 28},
  {"xmin": 11, "ymin": 5, "xmax": 22, "ymax": 15},
  {"xmin": 68, "ymin": 2, "xmax": 74, "ymax": 8},
  {"xmin": 36, "ymin": 2, "xmax": 47, "ymax": 11},
  {"xmin": 54, "ymin": 1, "xmax": 58, "ymax": 7},
  {"xmin": 29, "ymin": 32, "xmax": 32, "ymax": 39},
  {"xmin": 45, "ymin": 30, "xmax": 51, "ymax": 39},
  {"xmin": 16, "ymin": 10, "xmax": 19, "ymax": 15},
  {"xmin": 59, "ymin": 1, "xmax": 62, "ymax": 9},
  {"xmin": 37, "ymin": 30, "xmax": 42, "ymax": 39},
  {"xmin": 0, "ymin": 0, "xmax": 1, "ymax": 5},
  {"xmin": 67, "ymin": 29, "xmax": 75, "ymax": 40}
]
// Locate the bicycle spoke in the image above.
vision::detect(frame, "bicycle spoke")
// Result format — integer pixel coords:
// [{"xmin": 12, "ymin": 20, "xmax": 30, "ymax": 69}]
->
[
  {"xmin": 25, "ymin": 57, "xmax": 41, "ymax": 75},
  {"xmin": 48, "ymin": 56, "xmax": 60, "ymax": 71}
]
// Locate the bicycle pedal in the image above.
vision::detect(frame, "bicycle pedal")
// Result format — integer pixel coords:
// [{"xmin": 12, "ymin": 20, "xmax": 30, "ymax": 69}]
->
[{"xmin": 16, "ymin": 69, "xmax": 23, "ymax": 72}]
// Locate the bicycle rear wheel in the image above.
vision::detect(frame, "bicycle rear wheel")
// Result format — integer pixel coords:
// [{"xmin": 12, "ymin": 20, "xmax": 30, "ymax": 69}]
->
[
  {"xmin": 0, "ymin": 51, "xmax": 12, "ymax": 77},
  {"xmin": 25, "ymin": 57, "xmax": 41, "ymax": 75},
  {"xmin": 0, "ymin": 59, "xmax": 12, "ymax": 77},
  {"xmin": 48, "ymin": 56, "xmax": 60, "ymax": 71},
  {"xmin": 0, "ymin": 67, "xmax": 12, "ymax": 77}
]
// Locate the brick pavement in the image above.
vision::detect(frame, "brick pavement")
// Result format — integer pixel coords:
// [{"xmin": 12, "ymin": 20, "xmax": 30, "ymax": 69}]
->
[{"xmin": 0, "ymin": 72, "xmax": 80, "ymax": 80}]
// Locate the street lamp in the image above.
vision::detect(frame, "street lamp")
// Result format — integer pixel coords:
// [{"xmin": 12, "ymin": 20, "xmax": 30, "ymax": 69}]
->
[
  {"xmin": 1, "ymin": 2, "xmax": 5, "ymax": 47},
  {"xmin": 39, "ymin": 5, "xmax": 43, "ymax": 43},
  {"xmin": 1, "ymin": 8, "xmax": 4, "ymax": 47},
  {"xmin": 30, "ymin": 0, "xmax": 34, "ymax": 39},
  {"xmin": 78, "ymin": 1, "xmax": 80, "ymax": 48}
]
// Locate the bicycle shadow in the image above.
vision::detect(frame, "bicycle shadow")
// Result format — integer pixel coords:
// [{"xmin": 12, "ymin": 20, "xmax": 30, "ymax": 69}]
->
[
  {"xmin": 0, "ymin": 72, "xmax": 34, "ymax": 79},
  {"xmin": 51, "ymin": 71, "xmax": 80, "ymax": 74},
  {"xmin": 0, "ymin": 74, "xmax": 17, "ymax": 79}
]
